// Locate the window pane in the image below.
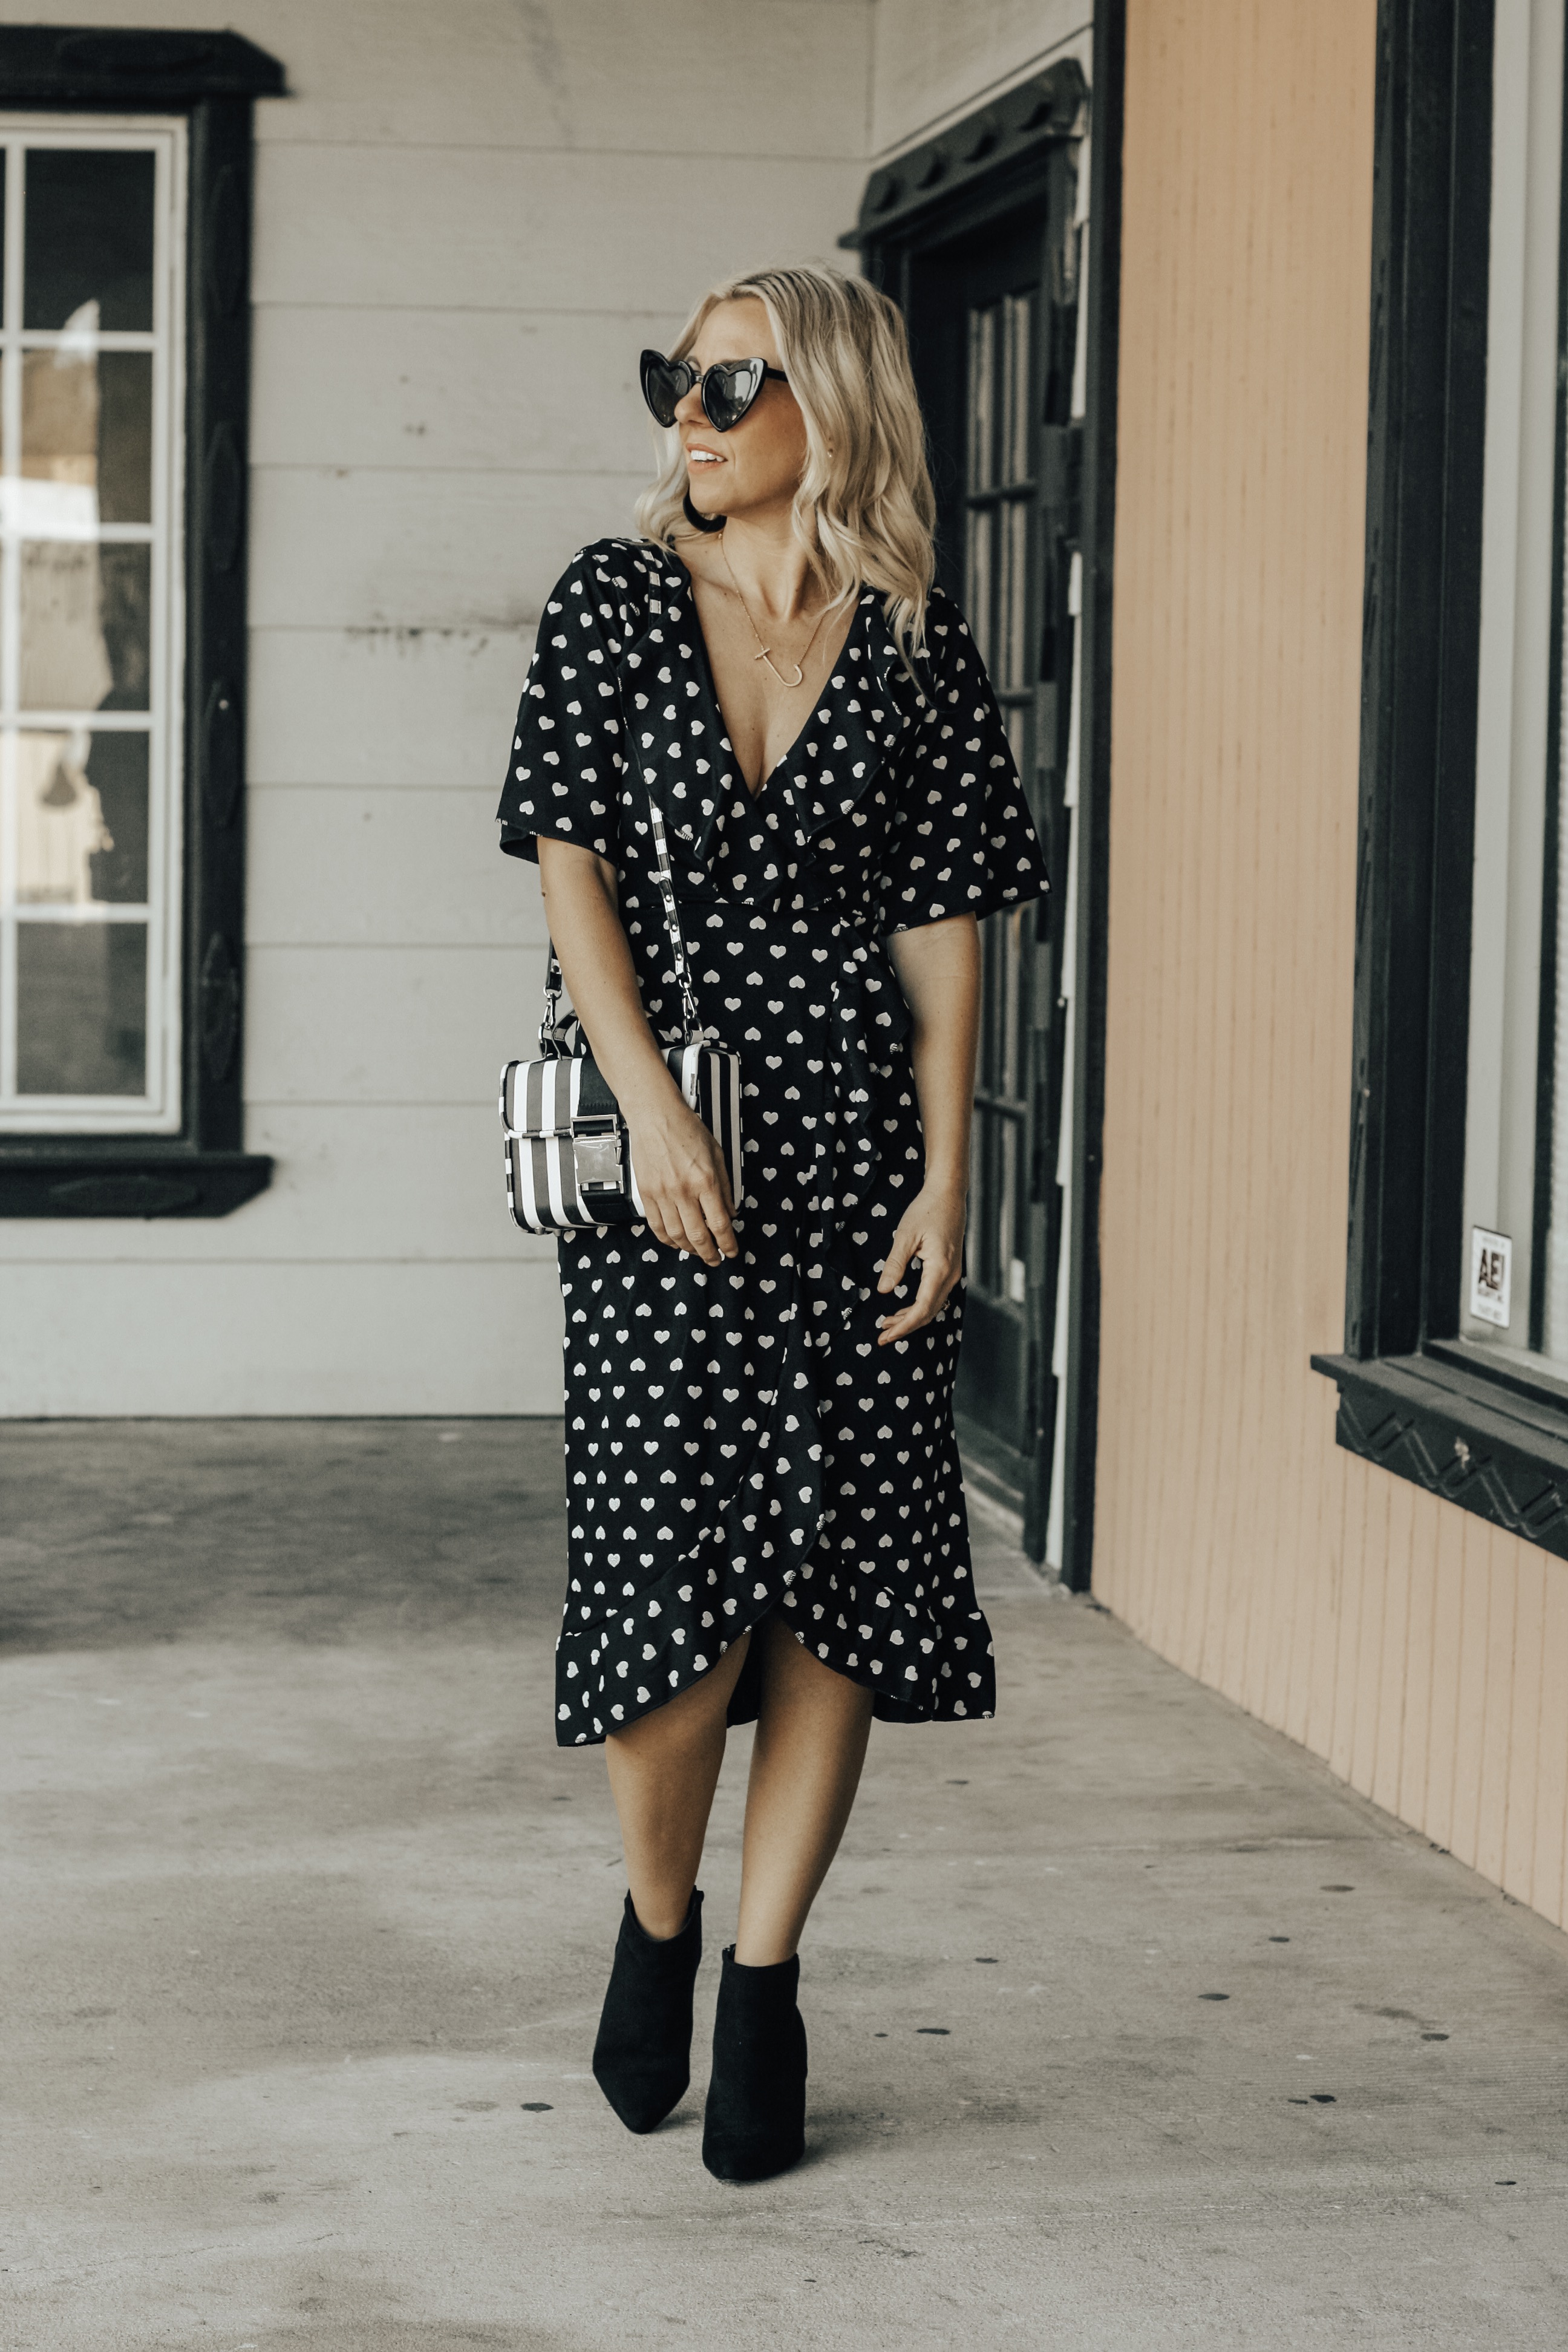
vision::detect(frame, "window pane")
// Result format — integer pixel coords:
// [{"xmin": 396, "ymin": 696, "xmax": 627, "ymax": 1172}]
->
[
  {"xmin": 19, "ymin": 541, "xmax": 149, "ymax": 712},
  {"xmin": 967, "ymin": 304, "xmax": 996, "ymax": 492},
  {"xmin": 995, "ymin": 1118, "xmax": 1019, "ymax": 1299},
  {"xmin": 1461, "ymin": 14, "xmax": 1564, "ymax": 1358},
  {"xmin": 24, "ymin": 149, "xmax": 155, "ymax": 332},
  {"xmin": 19, "ymin": 347, "xmax": 96, "ymax": 538},
  {"xmin": 1003, "ymin": 291, "xmax": 1033, "ymax": 485},
  {"xmin": 15, "ymin": 920, "xmax": 146, "ymax": 1095},
  {"xmin": 1541, "ymin": 401, "xmax": 1568, "ymax": 1353},
  {"xmin": 96, "ymin": 545, "xmax": 152, "ymax": 709},
  {"xmin": 965, "ymin": 504, "xmax": 994, "ymax": 673},
  {"xmin": 19, "ymin": 345, "xmax": 152, "ymax": 534},
  {"xmin": 22, "ymin": 346, "xmax": 153, "ymax": 532},
  {"xmin": 998, "ymin": 498, "xmax": 1030, "ymax": 693},
  {"xmin": 96, "ymin": 353, "xmax": 154, "ymax": 524},
  {"xmin": 16, "ymin": 730, "xmax": 148, "ymax": 905},
  {"xmin": 82, "ymin": 731, "xmax": 149, "ymax": 901},
  {"xmin": 1001, "ymin": 906, "xmax": 1025, "ymax": 1097}
]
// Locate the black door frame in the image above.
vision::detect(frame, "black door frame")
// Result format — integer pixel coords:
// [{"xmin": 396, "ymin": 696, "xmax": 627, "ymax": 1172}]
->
[
  {"xmin": 898, "ymin": 168, "xmax": 1078, "ymax": 1549},
  {"xmin": 847, "ymin": 16, "xmax": 1125, "ymax": 1587},
  {"xmin": 1062, "ymin": 2, "xmax": 1125, "ymax": 1592}
]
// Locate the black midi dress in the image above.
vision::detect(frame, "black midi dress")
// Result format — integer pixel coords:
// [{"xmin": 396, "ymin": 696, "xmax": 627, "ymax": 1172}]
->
[{"xmin": 497, "ymin": 538, "xmax": 1049, "ymax": 1748}]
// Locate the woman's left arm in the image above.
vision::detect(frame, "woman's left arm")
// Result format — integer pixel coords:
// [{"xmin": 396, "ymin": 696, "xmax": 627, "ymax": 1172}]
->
[{"xmin": 877, "ymin": 913, "xmax": 980, "ymax": 1345}]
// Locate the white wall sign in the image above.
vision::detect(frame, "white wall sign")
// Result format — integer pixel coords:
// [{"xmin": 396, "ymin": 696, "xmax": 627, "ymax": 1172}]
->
[{"xmin": 1470, "ymin": 1226, "xmax": 1513, "ymax": 1327}]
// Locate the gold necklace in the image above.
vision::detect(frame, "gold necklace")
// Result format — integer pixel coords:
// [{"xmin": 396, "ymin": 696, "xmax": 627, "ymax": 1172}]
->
[{"xmin": 718, "ymin": 534, "xmax": 830, "ymax": 689}]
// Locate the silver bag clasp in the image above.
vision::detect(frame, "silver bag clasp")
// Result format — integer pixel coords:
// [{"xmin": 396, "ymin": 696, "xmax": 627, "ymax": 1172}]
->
[{"xmin": 572, "ymin": 1115, "xmax": 624, "ymax": 1192}]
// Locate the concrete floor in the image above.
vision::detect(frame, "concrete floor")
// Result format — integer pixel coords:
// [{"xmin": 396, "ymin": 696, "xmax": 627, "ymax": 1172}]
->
[{"xmin": 4, "ymin": 1420, "xmax": 1568, "ymax": 2352}]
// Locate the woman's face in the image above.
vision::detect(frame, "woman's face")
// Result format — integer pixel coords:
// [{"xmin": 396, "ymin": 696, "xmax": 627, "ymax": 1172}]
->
[{"xmin": 678, "ymin": 296, "xmax": 807, "ymax": 526}]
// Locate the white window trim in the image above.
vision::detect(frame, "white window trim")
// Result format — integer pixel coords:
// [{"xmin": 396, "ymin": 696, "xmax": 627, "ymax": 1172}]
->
[
  {"xmin": 1462, "ymin": 0, "xmax": 1564, "ymax": 1347},
  {"xmin": 0, "ymin": 111, "xmax": 185, "ymax": 1135}
]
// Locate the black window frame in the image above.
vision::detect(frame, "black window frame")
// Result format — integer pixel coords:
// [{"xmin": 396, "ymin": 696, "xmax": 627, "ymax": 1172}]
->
[
  {"xmin": 0, "ymin": 27, "xmax": 282, "ymax": 1219},
  {"xmin": 1313, "ymin": 0, "xmax": 1568, "ymax": 1558}
]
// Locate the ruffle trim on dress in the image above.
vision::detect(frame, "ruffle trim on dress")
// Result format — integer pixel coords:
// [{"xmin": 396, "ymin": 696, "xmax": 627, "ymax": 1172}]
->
[{"xmin": 554, "ymin": 1302, "xmax": 996, "ymax": 1746}]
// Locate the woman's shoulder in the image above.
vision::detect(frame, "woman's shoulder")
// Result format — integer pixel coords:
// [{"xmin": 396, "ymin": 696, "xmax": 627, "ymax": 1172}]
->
[
  {"xmin": 919, "ymin": 583, "xmax": 982, "ymax": 668},
  {"xmin": 547, "ymin": 536, "xmax": 681, "ymax": 613},
  {"xmin": 536, "ymin": 538, "xmax": 689, "ymax": 661},
  {"xmin": 877, "ymin": 584, "xmax": 984, "ymax": 717}
]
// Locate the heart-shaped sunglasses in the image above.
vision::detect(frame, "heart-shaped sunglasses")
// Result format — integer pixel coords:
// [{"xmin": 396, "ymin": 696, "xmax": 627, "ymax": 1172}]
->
[{"xmin": 639, "ymin": 348, "xmax": 789, "ymax": 434}]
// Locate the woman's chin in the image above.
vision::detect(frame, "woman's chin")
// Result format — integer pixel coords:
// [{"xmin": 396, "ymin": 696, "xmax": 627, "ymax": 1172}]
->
[{"xmin": 684, "ymin": 469, "xmax": 728, "ymax": 514}]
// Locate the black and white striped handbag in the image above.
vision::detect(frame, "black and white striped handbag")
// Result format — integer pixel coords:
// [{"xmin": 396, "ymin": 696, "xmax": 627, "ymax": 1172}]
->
[{"xmin": 500, "ymin": 805, "xmax": 742, "ymax": 1234}]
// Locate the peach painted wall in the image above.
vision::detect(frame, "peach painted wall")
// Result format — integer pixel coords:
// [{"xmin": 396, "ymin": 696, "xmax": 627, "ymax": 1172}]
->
[{"xmin": 1094, "ymin": 0, "xmax": 1568, "ymax": 1929}]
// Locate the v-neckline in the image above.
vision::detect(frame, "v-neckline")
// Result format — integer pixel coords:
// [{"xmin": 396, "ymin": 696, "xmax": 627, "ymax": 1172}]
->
[{"xmin": 670, "ymin": 560, "xmax": 871, "ymax": 803}]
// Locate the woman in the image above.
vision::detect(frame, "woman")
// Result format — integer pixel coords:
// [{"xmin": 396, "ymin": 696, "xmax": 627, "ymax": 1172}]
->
[{"xmin": 497, "ymin": 265, "xmax": 1048, "ymax": 2182}]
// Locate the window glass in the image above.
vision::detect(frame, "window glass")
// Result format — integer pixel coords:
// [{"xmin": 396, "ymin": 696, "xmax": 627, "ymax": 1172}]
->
[
  {"xmin": 22, "ymin": 148, "xmax": 155, "ymax": 332},
  {"xmin": 1462, "ymin": 0, "xmax": 1567, "ymax": 1360},
  {"xmin": 16, "ymin": 731, "xmax": 148, "ymax": 904},
  {"xmin": 0, "ymin": 128, "xmax": 177, "ymax": 1129},
  {"xmin": 22, "ymin": 344, "xmax": 153, "ymax": 528},
  {"xmin": 965, "ymin": 294, "xmax": 1036, "ymax": 1312},
  {"xmin": 16, "ymin": 920, "xmax": 145, "ymax": 1094}
]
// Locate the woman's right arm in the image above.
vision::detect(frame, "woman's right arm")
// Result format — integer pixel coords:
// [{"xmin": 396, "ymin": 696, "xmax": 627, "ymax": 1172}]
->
[{"xmin": 535, "ymin": 837, "xmax": 738, "ymax": 1266}]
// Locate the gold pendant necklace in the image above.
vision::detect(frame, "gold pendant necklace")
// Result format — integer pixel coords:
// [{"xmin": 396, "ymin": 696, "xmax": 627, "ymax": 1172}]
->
[{"xmin": 719, "ymin": 534, "xmax": 829, "ymax": 689}]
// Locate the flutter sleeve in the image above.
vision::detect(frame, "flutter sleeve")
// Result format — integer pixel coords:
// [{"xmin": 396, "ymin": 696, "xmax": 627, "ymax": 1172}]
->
[
  {"xmin": 874, "ymin": 592, "xmax": 1050, "ymax": 932},
  {"xmin": 496, "ymin": 547, "xmax": 627, "ymax": 864}
]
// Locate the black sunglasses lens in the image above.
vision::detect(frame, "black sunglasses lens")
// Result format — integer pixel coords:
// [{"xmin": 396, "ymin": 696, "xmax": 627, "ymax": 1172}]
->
[
  {"xmin": 639, "ymin": 351, "xmax": 687, "ymax": 428},
  {"xmin": 702, "ymin": 359, "xmax": 765, "ymax": 433}
]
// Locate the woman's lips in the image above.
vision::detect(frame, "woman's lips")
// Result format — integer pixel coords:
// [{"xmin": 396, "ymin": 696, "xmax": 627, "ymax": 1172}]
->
[{"xmin": 687, "ymin": 447, "xmax": 725, "ymax": 465}]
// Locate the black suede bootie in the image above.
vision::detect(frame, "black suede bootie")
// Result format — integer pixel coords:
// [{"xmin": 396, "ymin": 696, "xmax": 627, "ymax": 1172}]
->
[
  {"xmin": 592, "ymin": 1889, "xmax": 704, "ymax": 2134},
  {"xmin": 701, "ymin": 1945, "xmax": 808, "ymax": 2182}
]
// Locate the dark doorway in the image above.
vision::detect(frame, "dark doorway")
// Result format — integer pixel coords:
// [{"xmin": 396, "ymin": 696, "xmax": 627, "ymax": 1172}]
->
[{"xmin": 861, "ymin": 114, "xmax": 1083, "ymax": 1549}]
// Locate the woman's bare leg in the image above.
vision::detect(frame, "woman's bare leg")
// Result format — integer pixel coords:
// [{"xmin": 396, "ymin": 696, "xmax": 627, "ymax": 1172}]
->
[
  {"xmin": 734, "ymin": 1616, "xmax": 875, "ymax": 1965},
  {"xmin": 603, "ymin": 1635, "xmax": 750, "ymax": 1939}
]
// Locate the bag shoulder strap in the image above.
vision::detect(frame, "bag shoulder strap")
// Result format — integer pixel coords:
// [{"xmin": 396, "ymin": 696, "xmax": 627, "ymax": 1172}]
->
[
  {"xmin": 538, "ymin": 799, "xmax": 701, "ymax": 1053},
  {"xmin": 645, "ymin": 803, "xmax": 704, "ymax": 1044}
]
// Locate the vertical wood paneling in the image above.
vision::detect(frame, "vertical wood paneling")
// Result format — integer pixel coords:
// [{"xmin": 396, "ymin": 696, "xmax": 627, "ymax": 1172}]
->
[
  {"xmin": 1097, "ymin": 0, "xmax": 1568, "ymax": 1930},
  {"xmin": 1396, "ymin": 1487, "xmax": 1437, "ymax": 1831},
  {"xmin": 1368, "ymin": 1475, "xmax": 1413, "ymax": 1816},
  {"xmin": 1425, "ymin": 1500, "xmax": 1468, "ymax": 1855},
  {"xmin": 1451, "ymin": 1521, "xmax": 1492, "ymax": 1869},
  {"xmin": 1477, "ymin": 1532, "xmax": 1515, "ymax": 1883},
  {"xmin": 1535, "ymin": 1568, "xmax": 1568, "ymax": 1919},
  {"xmin": 1504, "ymin": 1550, "xmax": 1547, "ymax": 1903}
]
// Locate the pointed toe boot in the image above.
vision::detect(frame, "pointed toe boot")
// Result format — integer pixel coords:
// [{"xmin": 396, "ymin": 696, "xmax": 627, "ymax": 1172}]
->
[
  {"xmin": 592, "ymin": 1889, "xmax": 704, "ymax": 2134},
  {"xmin": 701, "ymin": 1945, "xmax": 808, "ymax": 2183}
]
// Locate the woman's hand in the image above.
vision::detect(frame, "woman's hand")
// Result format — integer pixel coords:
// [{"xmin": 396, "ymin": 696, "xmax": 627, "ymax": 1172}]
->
[
  {"xmin": 536, "ymin": 840, "xmax": 738, "ymax": 1266},
  {"xmin": 878, "ymin": 914, "xmax": 979, "ymax": 1345},
  {"xmin": 626, "ymin": 1091, "xmax": 739, "ymax": 1266},
  {"xmin": 875, "ymin": 1179, "xmax": 967, "ymax": 1344}
]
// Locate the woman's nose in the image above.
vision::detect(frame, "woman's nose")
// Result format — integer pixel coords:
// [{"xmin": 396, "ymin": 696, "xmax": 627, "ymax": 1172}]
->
[{"xmin": 673, "ymin": 378, "xmax": 706, "ymax": 425}]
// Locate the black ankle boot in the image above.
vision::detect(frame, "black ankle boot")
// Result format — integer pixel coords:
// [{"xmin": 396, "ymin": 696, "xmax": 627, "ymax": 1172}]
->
[
  {"xmin": 592, "ymin": 1889, "xmax": 703, "ymax": 2134},
  {"xmin": 701, "ymin": 1945, "xmax": 807, "ymax": 2182}
]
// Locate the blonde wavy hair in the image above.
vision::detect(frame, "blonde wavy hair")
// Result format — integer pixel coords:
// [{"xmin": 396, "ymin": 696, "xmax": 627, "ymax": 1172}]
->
[{"xmin": 634, "ymin": 264, "xmax": 937, "ymax": 662}]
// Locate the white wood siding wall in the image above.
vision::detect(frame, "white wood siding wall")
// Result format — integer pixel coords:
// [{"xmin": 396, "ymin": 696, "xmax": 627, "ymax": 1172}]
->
[
  {"xmin": 0, "ymin": 0, "xmax": 873, "ymax": 1413},
  {"xmin": 872, "ymin": 0, "xmax": 1090, "ymax": 153}
]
